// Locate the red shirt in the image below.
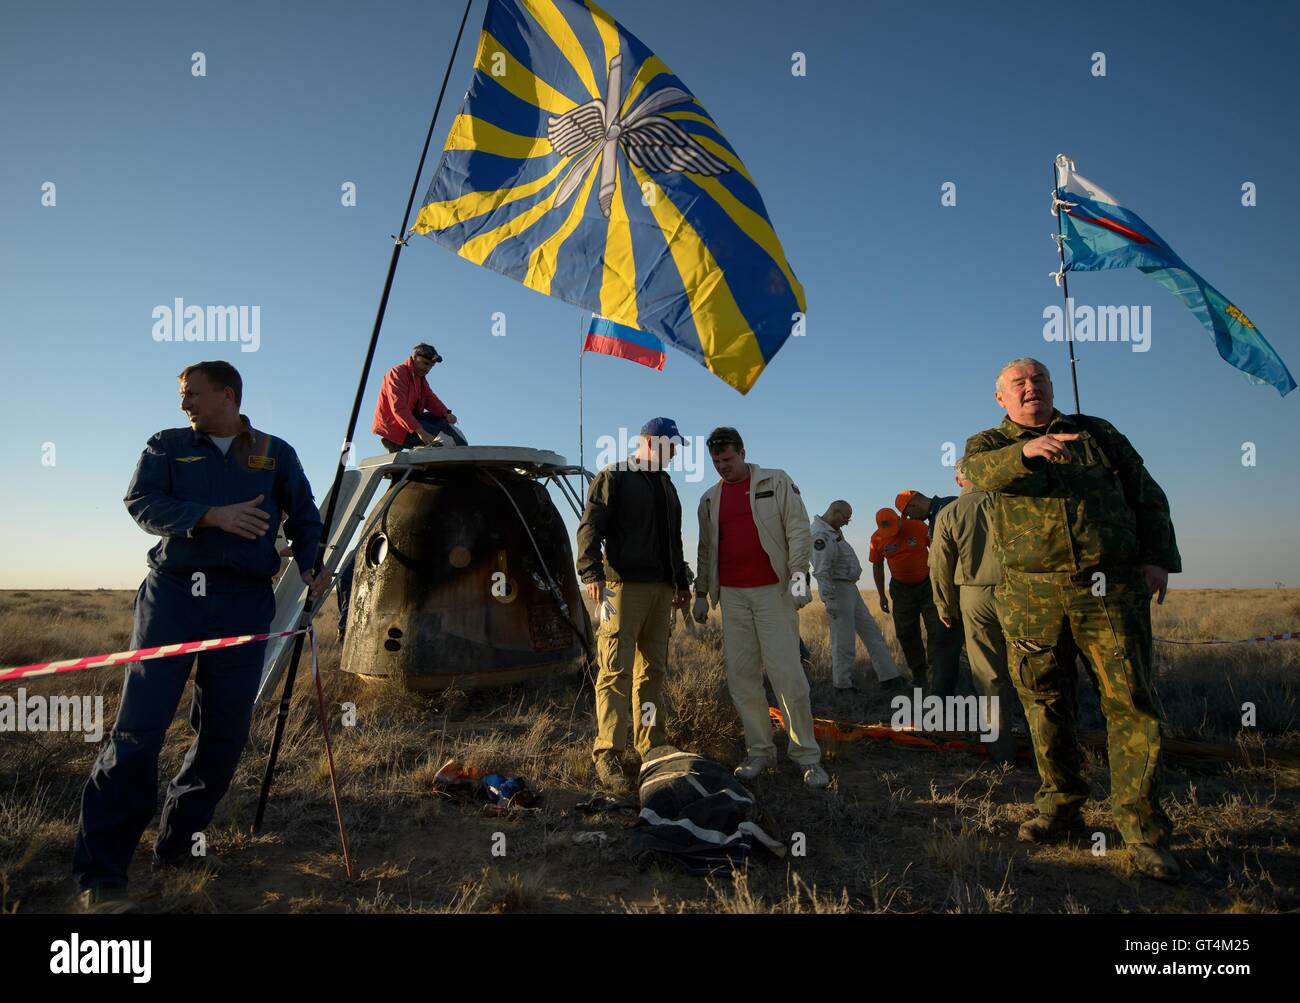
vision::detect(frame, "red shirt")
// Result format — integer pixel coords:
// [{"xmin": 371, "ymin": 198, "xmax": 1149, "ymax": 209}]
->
[
  {"xmin": 717, "ymin": 478, "xmax": 779, "ymax": 588},
  {"xmin": 371, "ymin": 358, "xmax": 449, "ymax": 442}
]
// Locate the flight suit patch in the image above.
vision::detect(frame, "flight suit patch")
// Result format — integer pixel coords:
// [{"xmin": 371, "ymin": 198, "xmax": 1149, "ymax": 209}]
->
[
  {"xmin": 176, "ymin": 456, "xmax": 205, "ymax": 463},
  {"xmin": 754, "ymin": 490, "xmax": 774, "ymax": 499},
  {"xmin": 247, "ymin": 455, "xmax": 276, "ymax": 470},
  {"xmin": 813, "ymin": 538, "xmax": 826, "ymax": 550}
]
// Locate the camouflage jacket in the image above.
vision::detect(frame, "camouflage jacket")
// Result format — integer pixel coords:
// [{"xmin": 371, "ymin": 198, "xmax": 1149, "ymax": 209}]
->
[{"xmin": 963, "ymin": 410, "xmax": 1181, "ymax": 575}]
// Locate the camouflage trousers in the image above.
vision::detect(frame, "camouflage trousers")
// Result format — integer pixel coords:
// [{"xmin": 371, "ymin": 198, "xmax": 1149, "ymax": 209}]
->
[{"xmin": 997, "ymin": 566, "xmax": 1171, "ymax": 846}]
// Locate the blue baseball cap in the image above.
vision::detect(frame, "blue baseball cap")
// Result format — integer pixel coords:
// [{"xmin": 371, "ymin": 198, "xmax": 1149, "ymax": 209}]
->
[{"xmin": 640, "ymin": 416, "xmax": 681, "ymax": 439}]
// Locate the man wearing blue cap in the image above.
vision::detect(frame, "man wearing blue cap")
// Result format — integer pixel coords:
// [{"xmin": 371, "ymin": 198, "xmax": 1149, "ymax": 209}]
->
[{"xmin": 576, "ymin": 418, "xmax": 692, "ymax": 795}]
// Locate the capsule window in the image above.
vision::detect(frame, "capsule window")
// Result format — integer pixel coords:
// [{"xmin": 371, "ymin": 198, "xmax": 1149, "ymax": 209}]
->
[{"xmin": 366, "ymin": 534, "xmax": 389, "ymax": 567}]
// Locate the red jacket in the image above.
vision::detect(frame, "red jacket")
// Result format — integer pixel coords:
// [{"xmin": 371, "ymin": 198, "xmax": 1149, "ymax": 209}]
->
[{"xmin": 371, "ymin": 358, "xmax": 449, "ymax": 442}]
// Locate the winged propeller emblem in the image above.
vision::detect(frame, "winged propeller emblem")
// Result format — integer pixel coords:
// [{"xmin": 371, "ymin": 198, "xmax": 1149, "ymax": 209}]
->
[{"xmin": 547, "ymin": 54, "xmax": 730, "ymax": 217}]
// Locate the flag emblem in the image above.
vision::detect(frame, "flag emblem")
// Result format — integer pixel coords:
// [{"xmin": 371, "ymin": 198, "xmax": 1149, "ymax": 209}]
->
[{"xmin": 548, "ymin": 53, "xmax": 729, "ymax": 216}]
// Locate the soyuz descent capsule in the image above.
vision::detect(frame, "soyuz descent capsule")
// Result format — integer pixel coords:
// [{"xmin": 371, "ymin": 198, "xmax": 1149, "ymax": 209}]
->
[{"xmin": 259, "ymin": 447, "xmax": 593, "ymax": 700}]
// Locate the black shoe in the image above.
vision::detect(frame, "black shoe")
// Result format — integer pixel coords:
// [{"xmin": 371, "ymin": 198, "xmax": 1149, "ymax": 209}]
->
[
  {"xmin": 1017, "ymin": 813, "xmax": 1087, "ymax": 844},
  {"xmin": 879, "ymin": 677, "xmax": 903, "ymax": 692},
  {"xmin": 1130, "ymin": 843, "xmax": 1181, "ymax": 880}
]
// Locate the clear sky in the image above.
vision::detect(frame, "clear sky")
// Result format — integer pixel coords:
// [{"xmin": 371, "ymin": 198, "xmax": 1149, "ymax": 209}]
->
[{"xmin": 2, "ymin": 0, "xmax": 1297, "ymax": 590}]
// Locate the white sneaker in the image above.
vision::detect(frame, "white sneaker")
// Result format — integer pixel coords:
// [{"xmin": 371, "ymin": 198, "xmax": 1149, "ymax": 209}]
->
[
  {"xmin": 802, "ymin": 763, "xmax": 830, "ymax": 789},
  {"xmin": 733, "ymin": 755, "xmax": 771, "ymax": 780}
]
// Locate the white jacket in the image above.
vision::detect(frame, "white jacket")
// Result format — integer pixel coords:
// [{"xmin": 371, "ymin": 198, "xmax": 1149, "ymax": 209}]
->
[
  {"xmin": 695, "ymin": 464, "xmax": 811, "ymax": 606},
  {"xmin": 810, "ymin": 515, "xmax": 863, "ymax": 611}
]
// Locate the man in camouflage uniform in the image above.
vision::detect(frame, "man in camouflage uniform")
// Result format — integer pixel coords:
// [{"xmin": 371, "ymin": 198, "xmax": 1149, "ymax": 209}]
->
[{"xmin": 964, "ymin": 357, "xmax": 1182, "ymax": 880}]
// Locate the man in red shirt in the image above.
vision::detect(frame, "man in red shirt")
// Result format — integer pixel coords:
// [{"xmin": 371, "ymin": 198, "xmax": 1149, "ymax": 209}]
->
[
  {"xmin": 693, "ymin": 427, "xmax": 828, "ymax": 789},
  {"xmin": 371, "ymin": 343, "xmax": 466, "ymax": 450}
]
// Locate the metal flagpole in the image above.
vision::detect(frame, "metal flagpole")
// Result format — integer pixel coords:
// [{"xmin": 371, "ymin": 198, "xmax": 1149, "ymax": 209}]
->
[
  {"xmin": 253, "ymin": 0, "xmax": 478, "ymax": 848},
  {"xmin": 1051, "ymin": 154, "xmax": 1083, "ymax": 414},
  {"xmin": 578, "ymin": 314, "xmax": 588, "ymax": 473}
]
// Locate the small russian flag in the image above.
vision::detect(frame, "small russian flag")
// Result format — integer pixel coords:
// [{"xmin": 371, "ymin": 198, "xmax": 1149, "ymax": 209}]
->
[{"xmin": 583, "ymin": 316, "xmax": 666, "ymax": 371}]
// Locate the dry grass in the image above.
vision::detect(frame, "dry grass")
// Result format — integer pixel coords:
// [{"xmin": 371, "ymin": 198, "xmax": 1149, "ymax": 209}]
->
[{"xmin": 0, "ymin": 587, "xmax": 1297, "ymax": 914}]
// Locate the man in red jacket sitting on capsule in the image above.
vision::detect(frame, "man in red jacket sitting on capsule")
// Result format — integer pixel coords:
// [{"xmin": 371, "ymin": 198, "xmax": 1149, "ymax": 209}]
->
[{"xmin": 371, "ymin": 343, "xmax": 467, "ymax": 450}]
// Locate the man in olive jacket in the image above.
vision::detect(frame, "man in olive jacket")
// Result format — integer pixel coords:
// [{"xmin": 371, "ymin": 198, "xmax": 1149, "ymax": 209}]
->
[
  {"xmin": 928, "ymin": 462, "xmax": 1017, "ymax": 763},
  {"xmin": 576, "ymin": 418, "xmax": 692, "ymax": 794},
  {"xmin": 964, "ymin": 357, "xmax": 1182, "ymax": 880}
]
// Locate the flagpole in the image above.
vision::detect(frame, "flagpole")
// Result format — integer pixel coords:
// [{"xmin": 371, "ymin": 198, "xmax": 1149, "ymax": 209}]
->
[
  {"xmin": 578, "ymin": 315, "xmax": 587, "ymax": 473},
  {"xmin": 254, "ymin": 0, "xmax": 478, "ymax": 841},
  {"xmin": 1052, "ymin": 156, "xmax": 1083, "ymax": 414}
]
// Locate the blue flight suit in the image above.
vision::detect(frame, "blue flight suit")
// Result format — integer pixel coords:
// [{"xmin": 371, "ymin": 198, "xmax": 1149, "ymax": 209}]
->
[{"xmin": 73, "ymin": 416, "xmax": 321, "ymax": 891}]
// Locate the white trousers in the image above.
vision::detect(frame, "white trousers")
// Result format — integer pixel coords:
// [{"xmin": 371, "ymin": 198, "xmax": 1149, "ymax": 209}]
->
[
  {"xmin": 719, "ymin": 583, "xmax": 821, "ymax": 765},
  {"xmin": 829, "ymin": 581, "xmax": 902, "ymax": 686}
]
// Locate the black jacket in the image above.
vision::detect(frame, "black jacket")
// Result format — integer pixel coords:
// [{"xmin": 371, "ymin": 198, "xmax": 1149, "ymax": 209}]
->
[{"xmin": 576, "ymin": 462, "xmax": 691, "ymax": 590}]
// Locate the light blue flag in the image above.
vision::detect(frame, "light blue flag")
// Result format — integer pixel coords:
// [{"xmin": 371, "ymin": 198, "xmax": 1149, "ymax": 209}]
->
[{"xmin": 1055, "ymin": 156, "xmax": 1294, "ymax": 396}]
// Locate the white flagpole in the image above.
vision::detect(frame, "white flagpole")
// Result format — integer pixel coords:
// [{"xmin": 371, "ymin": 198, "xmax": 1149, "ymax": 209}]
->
[{"xmin": 1051, "ymin": 154, "xmax": 1083, "ymax": 414}]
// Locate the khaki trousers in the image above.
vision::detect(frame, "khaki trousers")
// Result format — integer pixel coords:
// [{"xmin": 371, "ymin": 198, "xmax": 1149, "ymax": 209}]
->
[
  {"xmin": 719, "ymin": 583, "xmax": 820, "ymax": 765},
  {"xmin": 829, "ymin": 581, "xmax": 902, "ymax": 686},
  {"xmin": 592, "ymin": 581, "xmax": 672, "ymax": 760},
  {"xmin": 958, "ymin": 584, "xmax": 1017, "ymax": 761}
]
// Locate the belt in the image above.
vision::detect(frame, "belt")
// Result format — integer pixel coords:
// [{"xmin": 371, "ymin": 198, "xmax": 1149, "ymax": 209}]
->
[{"xmin": 1001, "ymin": 565, "xmax": 1138, "ymax": 584}]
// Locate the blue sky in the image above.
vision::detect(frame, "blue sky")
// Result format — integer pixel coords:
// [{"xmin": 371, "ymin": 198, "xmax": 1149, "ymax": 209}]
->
[{"xmin": 2, "ymin": 0, "xmax": 1296, "ymax": 589}]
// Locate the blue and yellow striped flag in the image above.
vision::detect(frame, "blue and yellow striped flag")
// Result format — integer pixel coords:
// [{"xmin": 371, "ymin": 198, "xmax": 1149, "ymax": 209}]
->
[{"xmin": 412, "ymin": 0, "xmax": 805, "ymax": 394}]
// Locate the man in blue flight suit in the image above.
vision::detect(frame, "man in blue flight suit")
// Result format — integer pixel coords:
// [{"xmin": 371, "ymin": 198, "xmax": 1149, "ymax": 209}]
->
[{"xmin": 73, "ymin": 361, "xmax": 326, "ymax": 911}]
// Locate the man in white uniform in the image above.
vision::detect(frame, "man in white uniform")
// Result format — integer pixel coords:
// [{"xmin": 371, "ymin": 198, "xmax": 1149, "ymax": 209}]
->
[{"xmin": 811, "ymin": 502, "xmax": 904, "ymax": 692}]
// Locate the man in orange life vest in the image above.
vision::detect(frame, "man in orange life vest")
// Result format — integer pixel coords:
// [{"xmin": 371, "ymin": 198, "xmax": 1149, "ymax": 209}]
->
[{"xmin": 870, "ymin": 506, "xmax": 960, "ymax": 694}]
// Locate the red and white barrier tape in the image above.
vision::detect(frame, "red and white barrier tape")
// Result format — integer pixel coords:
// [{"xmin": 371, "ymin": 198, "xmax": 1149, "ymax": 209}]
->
[
  {"xmin": 1155, "ymin": 632, "xmax": 1298, "ymax": 646},
  {"xmin": 3, "ymin": 624, "xmax": 1292, "ymax": 684},
  {"xmin": 0, "ymin": 627, "xmax": 310, "ymax": 682}
]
